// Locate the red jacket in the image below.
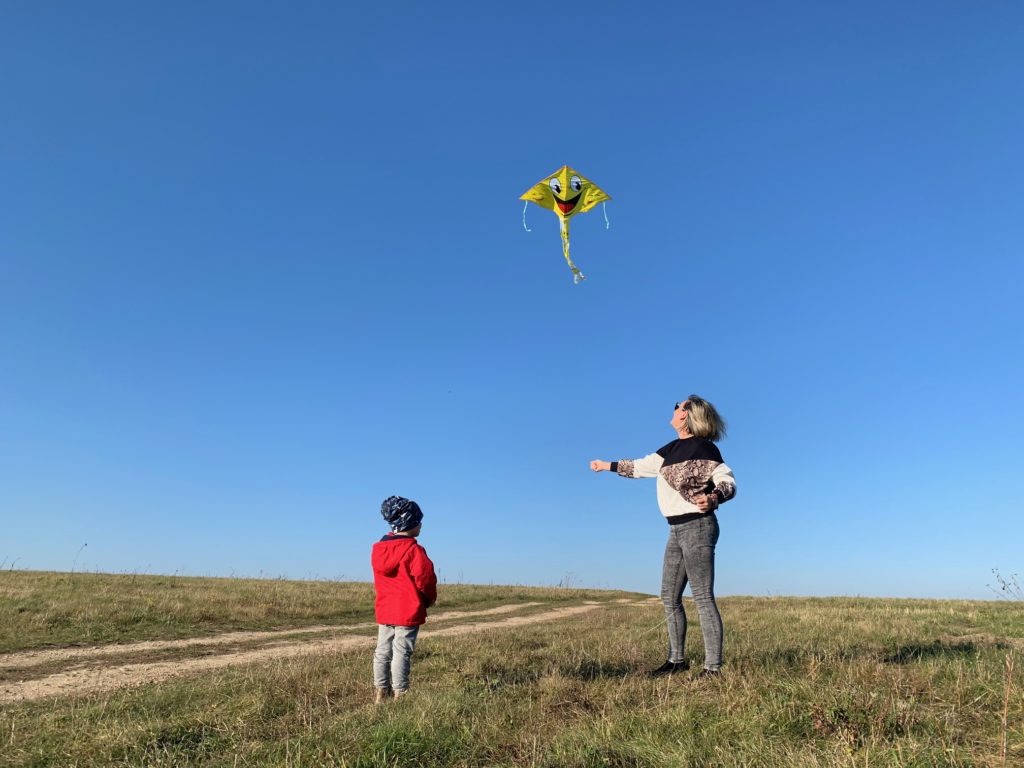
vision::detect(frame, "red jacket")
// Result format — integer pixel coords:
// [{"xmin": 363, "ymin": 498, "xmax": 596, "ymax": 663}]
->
[{"xmin": 371, "ymin": 534, "xmax": 437, "ymax": 626}]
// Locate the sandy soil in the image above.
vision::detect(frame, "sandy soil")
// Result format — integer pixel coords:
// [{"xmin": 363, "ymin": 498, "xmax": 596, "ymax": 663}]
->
[{"xmin": 1, "ymin": 601, "xmax": 641, "ymax": 703}]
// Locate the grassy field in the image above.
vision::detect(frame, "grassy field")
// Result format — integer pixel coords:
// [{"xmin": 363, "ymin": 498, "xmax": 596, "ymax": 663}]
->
[
  {"xmin": 0, "ymin": 571, "xmax": 630, "ymax": 654},
  {"xmin": 1, "ymin": 571, "xmax": 1021, "ymax": 767}
]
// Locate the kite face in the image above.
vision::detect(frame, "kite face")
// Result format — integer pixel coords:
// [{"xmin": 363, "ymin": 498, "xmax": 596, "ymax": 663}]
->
[
  {"xmin": 520, "ymin": 165, "xmax": 611, "ymax": 283},
  {"xmin": 520, "ymin": 166, "xmax": 610, "ymax": 220}
]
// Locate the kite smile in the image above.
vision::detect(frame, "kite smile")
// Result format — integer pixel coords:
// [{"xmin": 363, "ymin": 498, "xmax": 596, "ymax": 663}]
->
[{"xmin": 555, "ymin": 193, "xmax": 581, "ymax": 215}]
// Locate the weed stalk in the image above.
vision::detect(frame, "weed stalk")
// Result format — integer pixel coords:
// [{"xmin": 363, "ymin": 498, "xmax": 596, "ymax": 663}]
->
[{"xmin": 1002, "ymin": 650, "xmax": 1015, "ymax": 765}]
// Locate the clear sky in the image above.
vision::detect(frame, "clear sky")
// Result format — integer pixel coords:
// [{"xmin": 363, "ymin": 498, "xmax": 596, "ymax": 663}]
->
[{"xmin": 2, "ymin": 2, "xmax": 1022, "ymax": 599}]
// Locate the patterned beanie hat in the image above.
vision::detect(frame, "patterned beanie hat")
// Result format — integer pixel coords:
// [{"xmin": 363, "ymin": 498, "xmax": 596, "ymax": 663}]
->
[{"xmin": 380, "ymin": 496, "xmax": 423, "ymax": 533}]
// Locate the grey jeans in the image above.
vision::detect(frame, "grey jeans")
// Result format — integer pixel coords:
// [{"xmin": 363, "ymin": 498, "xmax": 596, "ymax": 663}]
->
[
  {"xmin": 373, "ymin": 624, "xmax": 420, "ymax": 691},
  {"xmin": 660, "ymin": 513, "xmax": 723, "ymax": 670}
]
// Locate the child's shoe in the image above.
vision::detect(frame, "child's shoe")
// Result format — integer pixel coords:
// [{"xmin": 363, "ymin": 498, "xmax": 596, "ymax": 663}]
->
[
  {"xmin": 374, "ymin": 687, "xmax": 392, "ymax": 704},
  {"xmin": 393, "ymin": 688, "xmax": 408, "ymax": 699}
]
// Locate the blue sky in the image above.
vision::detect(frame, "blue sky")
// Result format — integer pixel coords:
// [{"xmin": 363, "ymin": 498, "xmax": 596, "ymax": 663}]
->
[{"xmin": 1, "ymin": 3, "xmax": 1021, "ymax": 599}]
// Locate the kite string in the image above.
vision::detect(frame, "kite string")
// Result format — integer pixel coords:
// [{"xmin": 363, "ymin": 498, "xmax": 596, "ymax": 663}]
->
[
  {"xmin": 603, "ymin": 202, "xmax": 610, "ymax": 229},
  {"xmin": 522, "ymin": 201, "xmax": 531, "ymax": 232}
]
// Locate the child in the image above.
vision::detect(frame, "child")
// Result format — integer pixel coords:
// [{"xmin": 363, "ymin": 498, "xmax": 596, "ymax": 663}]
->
[{"xmin": 371, "ymin": 495, "xmax": 437, "ymax": 703}]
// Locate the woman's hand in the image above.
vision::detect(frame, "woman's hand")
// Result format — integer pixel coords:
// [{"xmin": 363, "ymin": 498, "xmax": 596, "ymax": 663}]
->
[
  {"xmin": 695, "ymin": 494, "xmax": 719, "ymax": 513},
  {"xmin": 590, "ymin": 460, "xmax": 612, "ymax": 472}
]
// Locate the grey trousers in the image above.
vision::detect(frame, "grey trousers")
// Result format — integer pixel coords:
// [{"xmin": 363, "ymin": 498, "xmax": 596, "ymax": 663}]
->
[
  {"xmin": 660, "ymin": 513, "xmax": 723, "ymax": 670},
  {"xmin": 373, "ymin": 624, "xmax": 420, "ymax": 691}
]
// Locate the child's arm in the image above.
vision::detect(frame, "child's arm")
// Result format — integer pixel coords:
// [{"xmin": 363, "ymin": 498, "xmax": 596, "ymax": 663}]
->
[{"xmin": 410, "ymin": 546, "xmax": 437, "ymax": 607}]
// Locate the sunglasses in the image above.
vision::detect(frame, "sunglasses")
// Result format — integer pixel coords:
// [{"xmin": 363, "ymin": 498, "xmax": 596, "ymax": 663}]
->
[{"xmin": 674, "ymin": 402, "xmax": 690, "ymax": 411}]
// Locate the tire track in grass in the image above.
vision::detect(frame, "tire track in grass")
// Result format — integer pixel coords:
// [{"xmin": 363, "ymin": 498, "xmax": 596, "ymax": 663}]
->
[{"xmin": 0, "ymin": 602, "xmax": 622, "ymax": 703}]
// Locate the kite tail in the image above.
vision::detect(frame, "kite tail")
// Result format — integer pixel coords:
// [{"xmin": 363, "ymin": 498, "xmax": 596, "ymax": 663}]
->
[
  {"xmin": 560, "ymin": 218, "xmax": 585, "ymax": 284},
  {"xmin": 603, "ymin": 201, "xmax": 610, "ymax": 229},
  {"xmin": 522, "ymin": 200, "xmax": 531, "ymax": 232}
]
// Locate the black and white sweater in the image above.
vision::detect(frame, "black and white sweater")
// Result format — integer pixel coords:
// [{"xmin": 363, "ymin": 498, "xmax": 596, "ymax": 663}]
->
[{"xmin": 612, "ymin": 437, "xmax": 736, "ymax": 522}]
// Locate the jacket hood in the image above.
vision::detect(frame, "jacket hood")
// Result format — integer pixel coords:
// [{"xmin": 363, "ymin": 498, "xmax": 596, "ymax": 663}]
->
[{"xmin": 372, "ymin": 535, "xmax": 417, "ymax": 577}]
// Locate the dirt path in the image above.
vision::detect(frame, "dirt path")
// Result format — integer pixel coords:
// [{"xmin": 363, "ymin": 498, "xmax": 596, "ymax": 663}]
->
[
  {"xmin": 1, "ymin": 601, "xmax": 641, "ymax": 704},
  {"xmin": 0, "ymin": 602, "xmax": 544, "ymax": 672}
]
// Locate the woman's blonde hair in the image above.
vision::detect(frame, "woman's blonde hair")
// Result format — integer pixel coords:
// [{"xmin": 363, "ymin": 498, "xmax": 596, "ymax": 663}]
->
[{"xmin": 683, "ymin": 394, "xmax": 727, "ymax": 442}]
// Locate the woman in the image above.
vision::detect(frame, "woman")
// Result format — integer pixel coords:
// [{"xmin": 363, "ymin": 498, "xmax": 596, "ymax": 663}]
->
[{"xmin": 591, "ymin": 395, "xmax": 736, "ymax": 679}]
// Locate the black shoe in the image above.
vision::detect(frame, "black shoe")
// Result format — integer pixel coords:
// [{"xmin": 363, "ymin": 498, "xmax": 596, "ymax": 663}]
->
[
  {"xmin": 692, "ymin": 668, "xmax": 722, "ymax": 682},
  {"xmin": 648, "ymin": 660, "xmax": 690, "ymax": 677}
]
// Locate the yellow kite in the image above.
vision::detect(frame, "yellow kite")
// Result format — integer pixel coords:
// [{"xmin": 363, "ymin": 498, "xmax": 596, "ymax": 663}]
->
[{"xmin": 520, "ymin": 165, "xmax": 611, "ymax": 283}]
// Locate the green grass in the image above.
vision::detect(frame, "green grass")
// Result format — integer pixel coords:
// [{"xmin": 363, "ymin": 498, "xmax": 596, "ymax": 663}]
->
[{"xmin": 1, "ymin": 572, "xmax": 1022, "ymax": 767}]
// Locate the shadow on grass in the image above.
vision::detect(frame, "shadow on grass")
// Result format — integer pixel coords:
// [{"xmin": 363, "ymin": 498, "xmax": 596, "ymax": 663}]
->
[
  {"xmin": 882, "ymin": 641, "xmax": 980, "ymax": 664},
  {"xmin": 120, "ymin": 723, "xmax": 229, "ymax": 764},
  {"xmin": 754, "ymin": 647, "xmax": 861, "ymax": 668},
  {"xmin": 557, "ymin": 659, "xmax": 637, "ymax": 681},
  {"xmin": 751, "ymin": 640, "xmax": 988, "ymax": 668}
]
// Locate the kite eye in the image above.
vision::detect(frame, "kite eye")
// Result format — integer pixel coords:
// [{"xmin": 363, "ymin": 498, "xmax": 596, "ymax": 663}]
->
[
  {"xmin": 548, "ymin": 178, "xmax": 562, "ymax": 195},
  {"xmin": 571, "ymin": 175, "xmax": 583, "ymax": 192}
]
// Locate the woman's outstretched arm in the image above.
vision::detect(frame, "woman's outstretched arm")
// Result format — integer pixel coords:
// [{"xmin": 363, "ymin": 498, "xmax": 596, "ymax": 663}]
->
[{"xmin": 590, "ymin": 453, "xmax": 664, "ymax": 478}]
